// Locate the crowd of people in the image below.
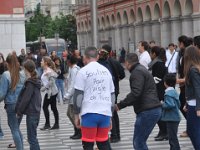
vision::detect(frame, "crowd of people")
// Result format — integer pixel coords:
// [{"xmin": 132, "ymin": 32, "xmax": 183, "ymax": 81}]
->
[{"xmin": 0, "ymin": 35, "xmax": 199, "ymax": 150}]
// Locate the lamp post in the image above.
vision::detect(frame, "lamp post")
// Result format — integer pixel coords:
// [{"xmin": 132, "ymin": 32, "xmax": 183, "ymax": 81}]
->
[{"xmin": 91, "ymin": 0, "xmax": 98, "ymax": 48}]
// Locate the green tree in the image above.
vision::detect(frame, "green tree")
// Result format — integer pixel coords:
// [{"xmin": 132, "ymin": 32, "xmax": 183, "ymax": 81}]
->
[{"xmin": 25, "ymin": 9, "xmax": 77, "ymax": 46}]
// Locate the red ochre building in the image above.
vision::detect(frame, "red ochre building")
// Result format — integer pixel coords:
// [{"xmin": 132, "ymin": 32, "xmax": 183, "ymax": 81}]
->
[
  {"xmin": 0, "ymin": 0, "xmax": 25, "ymax": 56},
  {"xmin": 75, "ymin": 0, "xmax": 200, "ymax": 53}
]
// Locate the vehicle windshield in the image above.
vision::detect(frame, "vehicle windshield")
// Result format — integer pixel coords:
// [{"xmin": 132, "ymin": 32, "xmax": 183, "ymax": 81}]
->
[{"xmin": 46, "ymin": 43, "xmax": 65, "ymax": 57}]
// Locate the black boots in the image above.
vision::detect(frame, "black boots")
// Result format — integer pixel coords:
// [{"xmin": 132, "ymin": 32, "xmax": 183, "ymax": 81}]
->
[
  {"xmin": 50, "ymin": 124, "xmax": 59, "ymax": 130},
  {"xmin": 70, "ymin": 127, "xmax": 81, "ymax": 139},
  {"xmin": 40, "ymin": 123, "xmax": 59, "ymax": 130}
]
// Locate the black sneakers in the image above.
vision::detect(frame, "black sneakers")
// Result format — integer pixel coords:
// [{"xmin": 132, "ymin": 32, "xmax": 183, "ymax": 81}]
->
[
  {"xmin": 70, "ymin": 129, "xmax": 81, "ymax": 139},
  {"xmin": 110, "ymin": 137, "xmax": 121, "ymax": 143}
]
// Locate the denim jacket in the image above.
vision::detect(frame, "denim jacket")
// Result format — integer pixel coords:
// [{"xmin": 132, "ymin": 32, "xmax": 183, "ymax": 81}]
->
[
  {"xmin": 161, "ymin": 87, "xmax": 181, "ymax": 122},
  {"xmin": 0, "ymin": 71, "xmax": 26, "ymax": 104}
]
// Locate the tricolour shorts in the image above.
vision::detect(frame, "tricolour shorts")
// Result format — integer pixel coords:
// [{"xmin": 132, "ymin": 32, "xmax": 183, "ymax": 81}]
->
[{"xmin": 81, "ymin": 113, "xmax": 111, "ymax": 142}]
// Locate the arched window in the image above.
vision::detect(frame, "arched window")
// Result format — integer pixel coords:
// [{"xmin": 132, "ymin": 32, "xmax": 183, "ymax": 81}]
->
[
  {"xmin": 174, "ymin": 0, "xmax": 181, "ymax": 16},
  {"xmin": 123, "ymin": 11, "xmax": 128, "ymax": 24},
  {"xmin": 185, "ymin": 0, "xmax": 193, "ymax": 15},
  {"xmin": 117, "ymin": 12, "xmax": 122, "ymax": 25},
  {"xmin": 111, "ymin": 14, "xmax": 116, "ymax": 25},
  {"xmin": 105, "ymin": 16, "xmax": 110, "ymax": 28},
  {"xmin": 145, "ymin": 5, "xmax": 151, "ymax": 21},
  {"xmin": 101, "ymin": 17, "xmax": 105, "ymax": 29},
  {"xmin": 129, "ymin": 9, "xmax": 135, "ymax": 24},
  {"xmin": 137, "ymin": 7, "xmax": 143, "ymax": 22},
  {"xmin": 163, "ymin": 1, "xmax": 171, "ymax": 18},
  {"xmin": 154, "ymin": 3, "xmax": 160, "ymax": 20}
]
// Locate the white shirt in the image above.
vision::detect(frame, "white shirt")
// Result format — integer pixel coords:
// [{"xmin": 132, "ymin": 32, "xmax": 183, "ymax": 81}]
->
[
  {"xmin": 139, "ymin": 51, "xmax": 151, "ymax": 69},
  {"xmin": 65, "ymin": 65, "xmax": 80, "ymax": 104},
  {"xmin": 74, "ymin": 61, "xmax": 115, "ymax": 116},
  {"xmin": 165, "ymin": 49, "xmax": 178, "ymax": 73},
  {"xmin": 41, "ymin": 67, "xmax": 52, "ymax": 87}
]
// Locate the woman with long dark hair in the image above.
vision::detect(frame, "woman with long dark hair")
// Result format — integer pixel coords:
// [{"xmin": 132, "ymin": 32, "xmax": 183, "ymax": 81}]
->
[
  {"xmin": 16, "ymin": 60, "xmax": 42, "ymax": 150},
  {"xmin": 149, "ymin": 46, "xmax": 168, "ymax": 141},
  {"xmin": 0, "ymin": 53, "xmax": 26, "ymax": 149},
  {"xmin": 184, "ymin": 46, "xmax": 200, "ymax": 149},
  {"xmin": 0, "ymin": 52, "xmax": 7, "ymax": 138},
  {"xmin": 40, "ymin": 56, "xmax": 59, "ymax": 130}
]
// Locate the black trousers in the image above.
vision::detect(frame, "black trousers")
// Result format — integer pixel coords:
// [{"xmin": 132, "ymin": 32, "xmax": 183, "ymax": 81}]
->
[
  {"xmin": 166, "ymin": 121, "xmax": 180, "ymax": 150},
  {"xmin": 111, "ymin": 95, "xmax": 120, "ymax": 138},
  {"xmin": 157, "ymin": 120, "xmax": 167, "ymax": 136},
  {"xmin": 179, "ymin": 91, "xmax": 187, "ymax": 119},
  {"xmin": 43, "ymin": 94, "xmax": 59, "ymax": 125}
]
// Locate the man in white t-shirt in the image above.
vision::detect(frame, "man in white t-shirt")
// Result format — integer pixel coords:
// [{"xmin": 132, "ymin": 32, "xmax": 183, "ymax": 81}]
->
[
  {"xmin": 165, "ymin": 43, "xmax": 178, "ymax": 74},
  {"xmin": 138, "ymin": 41, "xmax": 151, "ymax": 69},
  {"xmin": 73, "ymin": 46, "xmax": 115, "ymax": 150}
]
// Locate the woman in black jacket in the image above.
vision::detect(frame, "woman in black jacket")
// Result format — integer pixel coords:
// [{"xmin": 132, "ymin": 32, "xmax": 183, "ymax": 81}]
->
[
  {"xmin": 149, "ymin": 46, "xmax": 168, "ymax": 141},
  {"xmin": 16, "ymin": 60, "xmax": 42, "ymax": 150},
  {"xmin": 184, "ymin": 46, "xmax": 200, "ymax": 150}
]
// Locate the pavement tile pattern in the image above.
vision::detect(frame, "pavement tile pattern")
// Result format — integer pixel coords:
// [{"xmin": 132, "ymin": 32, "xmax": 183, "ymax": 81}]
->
[{"xmin": 0, "ymin": 71, "xmax": 193, "ymax": 150}]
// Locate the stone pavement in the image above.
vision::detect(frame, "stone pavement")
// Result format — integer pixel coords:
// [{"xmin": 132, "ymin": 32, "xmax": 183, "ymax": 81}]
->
[{"xmin": 0, "ymin": 71, "xmax": 194, "ymax": 150}]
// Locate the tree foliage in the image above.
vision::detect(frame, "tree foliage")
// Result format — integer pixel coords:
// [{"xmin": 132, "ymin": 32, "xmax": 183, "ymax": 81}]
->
[{"xmin": 25, "ymin": 7, "xmax": 77, "ymax": 46}]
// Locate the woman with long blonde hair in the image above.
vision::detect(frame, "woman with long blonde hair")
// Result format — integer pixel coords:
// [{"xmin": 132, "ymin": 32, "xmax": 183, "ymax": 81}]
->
[
  {"xmin": 184, "ymin": 46, "xmax": 200, "ymax": 150},
  {"xmin": 40, "ymin": 56, "xmax": 59, "ymax": 130},
  {"xmin": 0, "ymin": 52, "xmax": 26, "ymax": 149}
]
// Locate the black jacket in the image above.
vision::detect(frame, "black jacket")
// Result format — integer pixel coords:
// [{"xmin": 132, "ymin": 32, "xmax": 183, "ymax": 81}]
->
[
  {"xmin": 107, "ymin": 58, "xmax": 125, "ymax": 95},
  {"xmin": 177, "ymin": 50, "xmax": 185, "ymax": 93},
  {"xmin": 98, "ymin": 58, "xmax": 125, "ymax": 96},
  {"xmin": 152, "ymin": 61, "xmax": 167, "ymax": 101},
  {"xmin": 185, "ymin": 67, "xmax": 200, "ymax": 110},
  {"xmin": 117, "ymin": 63, "xmax": 161, "ymax": 114},
  {"xmin": 16, "ymin": 78, "xmax": 42, "ymax": 116}
]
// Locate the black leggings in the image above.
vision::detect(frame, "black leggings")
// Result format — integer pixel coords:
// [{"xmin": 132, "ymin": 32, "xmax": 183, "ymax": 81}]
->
[
  {"xmin": 82, "ymin": 140, "xmax": 111, "ymax": 150},
  {"xmin": 43, "ymin": 94, "xmax": 59, "ymax": 125}
]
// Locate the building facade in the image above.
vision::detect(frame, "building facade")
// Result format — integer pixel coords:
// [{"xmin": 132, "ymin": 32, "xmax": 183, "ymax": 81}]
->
[
  {"xmin": 24, "ymin": 0, "xmax": 40, "ymax": 15},
  {"xmin": 41, "ymin": 0, "xmax": 76, "ymax": 18},
  {"xmin": 76, "ymin": 0, "xmax": 200, "ymax": 53},
  {"xmin": 0, "ymin": 0, "xmax": 25, "ymax": 56}
]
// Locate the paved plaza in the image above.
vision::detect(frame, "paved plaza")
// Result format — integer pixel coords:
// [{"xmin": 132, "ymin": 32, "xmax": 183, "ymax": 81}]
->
[{"xmin": 0, "ymin": 71, "xmax": 194, "ymax": 150}]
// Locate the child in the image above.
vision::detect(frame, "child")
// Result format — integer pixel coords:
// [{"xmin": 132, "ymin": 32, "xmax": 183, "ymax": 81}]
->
[
  {"xmin": 16, "ymin": 59, "xmax": 42, "ymax": 150},
  {"xmin": 161, "ymin": 73, "xmax": 181, "ymax": 150}
]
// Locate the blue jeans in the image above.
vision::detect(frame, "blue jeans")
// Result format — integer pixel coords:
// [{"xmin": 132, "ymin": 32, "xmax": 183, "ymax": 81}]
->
[
  {"xmin": 133, "ymin": 107, "xmax": 161, "ymax": 150},
  {"xmin": 0, "ymin": 116, "xmax": 4, "ymax": 137},
  {"xmin": 56, "ymin": 79, "xmax": 64, "ymax": 100},
  {"xmin": 5, "ymin": 104, "xmax": 23, "ymax": 150},
  {"xmin": 37, "ymin": 67, "xmax": 43, "ymax": 79},
  {"xmin": 187, "ymin": 106, "xmax": 200, "ymax": 150},
  {"xmin": 26, "ymin": 115, "xmax": 40, "ymax": 150}
]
